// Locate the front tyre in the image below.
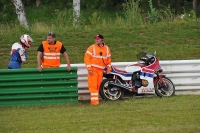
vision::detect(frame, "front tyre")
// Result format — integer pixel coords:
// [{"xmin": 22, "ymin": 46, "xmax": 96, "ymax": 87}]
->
[
  {"xmin": 155, "ymin": 77, "xmax": 175, "ymax": 97},
  {"xmin": 99, "ymin": 78, "xmax": 124, "ymax": 101}
]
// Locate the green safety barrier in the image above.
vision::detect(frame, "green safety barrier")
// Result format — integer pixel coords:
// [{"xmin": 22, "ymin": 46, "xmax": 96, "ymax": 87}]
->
[{"xmin": 0, "ymin": 67, "xmax": 78, "ymax": 107}]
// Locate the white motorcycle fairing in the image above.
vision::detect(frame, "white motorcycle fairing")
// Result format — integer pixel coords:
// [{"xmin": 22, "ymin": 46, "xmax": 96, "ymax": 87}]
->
[
  {"xmin": 110, "ymin": 65, "xmax": 141, "ymax": 80},
  {"xmin": 125, "ymin": 65, "xmax": 141, "ymax": 73}
]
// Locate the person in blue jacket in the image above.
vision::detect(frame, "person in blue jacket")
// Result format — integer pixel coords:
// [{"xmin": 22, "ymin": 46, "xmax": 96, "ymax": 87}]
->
[{"xmin": 8, "ymin": 34, "xmax": 34, "ymax": 69}]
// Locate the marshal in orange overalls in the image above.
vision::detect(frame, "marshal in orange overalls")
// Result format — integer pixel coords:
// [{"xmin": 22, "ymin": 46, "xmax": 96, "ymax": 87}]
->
[{"xmin": 84, "ymin": 42, "xmax": 111, "ymax": 105}]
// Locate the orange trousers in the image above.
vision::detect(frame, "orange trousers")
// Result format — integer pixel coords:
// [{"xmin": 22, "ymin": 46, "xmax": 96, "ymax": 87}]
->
[{"xmin": 88, "ymin": 67, "xmax": 104, "ymax": 105}]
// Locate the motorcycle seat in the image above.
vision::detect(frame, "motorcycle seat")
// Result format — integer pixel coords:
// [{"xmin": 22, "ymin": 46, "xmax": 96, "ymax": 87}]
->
[{"xmin": 112, "ymin": 66, "xmax": 127, "ymax": 73}]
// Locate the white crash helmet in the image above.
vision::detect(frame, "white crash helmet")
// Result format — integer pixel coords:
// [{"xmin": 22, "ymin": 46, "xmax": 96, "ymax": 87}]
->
[{"xmin": 20, "ymin": 34, "xmax": 33, "ymax": 48}]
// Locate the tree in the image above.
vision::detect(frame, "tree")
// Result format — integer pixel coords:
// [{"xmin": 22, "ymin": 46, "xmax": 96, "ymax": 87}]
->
[
  {"xmin": 157, "ymin": 0, "xmax": 161, "ymax": 8},
  {"xmin": 36, "ymin": 0, "xmax": 41, "ymax": 7},
  {"xmin": 12, "ymin": 0, "xmax": 29, "ymax": 29},
  {"xmin": 73, "ymin": 0, "xmax": 80, "ymax": 26},
  {"xmin": 193, "ymin": 0, "xmax": 198, "ymax": 12}
]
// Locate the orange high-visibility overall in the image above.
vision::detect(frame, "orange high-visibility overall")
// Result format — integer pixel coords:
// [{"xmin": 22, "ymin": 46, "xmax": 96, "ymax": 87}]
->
[
  {"xmin": 42, "ymin": 41, "xmax": 62, "ymax": 68},
  {"xmin": 84, "ymin": 43, "xmax": 111, "ymax": 105}
]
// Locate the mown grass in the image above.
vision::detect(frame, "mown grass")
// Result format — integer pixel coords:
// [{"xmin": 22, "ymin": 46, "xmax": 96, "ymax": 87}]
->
[{"xmin": 0, "ymin": 95, "xmax": 199, "ymax": 133}]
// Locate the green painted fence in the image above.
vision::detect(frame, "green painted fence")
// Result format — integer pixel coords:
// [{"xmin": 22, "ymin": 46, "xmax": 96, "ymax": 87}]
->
[{"xmin": 0, "ymin": 67, "xmax": 78, "ymax": 107}]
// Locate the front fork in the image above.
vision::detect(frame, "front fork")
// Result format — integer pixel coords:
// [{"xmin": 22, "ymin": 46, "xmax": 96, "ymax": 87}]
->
[{"xmin": 154, "ymin": 73, "xmax": 167, "ymax": 88}]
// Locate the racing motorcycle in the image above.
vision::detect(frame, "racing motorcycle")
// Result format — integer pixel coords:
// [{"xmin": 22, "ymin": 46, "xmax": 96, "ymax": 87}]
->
[{"xmin": 99, "ymin": 51, "xmax": 175, "ymax": 100}]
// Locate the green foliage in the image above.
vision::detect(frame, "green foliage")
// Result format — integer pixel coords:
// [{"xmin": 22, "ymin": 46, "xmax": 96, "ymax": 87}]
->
[
  {"xmin": 25, "ymin": 7, "xmax": 54, "ymax": 23},
  {"xmin": 158, "ymin": 5, "xmax": 176, "ymax": 22},
  {"xmin": 147, "ymin": 0, "xmax": 159, "ymax": 24},
  {"xmin": 196, "ymin": 5, "xmax": 200, "ymax": 17},
  {"xmin": 0, "ymin": 0, "xmax": 199, "ymax": 24},
  {"xmin": 23, "ymin": 0, "xmax": 73, "ymax": 9},
  {"xmin": 53, "ymin": 9, "xmax": 73, "ymax": 27},
  {"xmin": 88, "ymin": 12, "xmax": 101, "ymax": 26},
  {"xmin": 80, "ymin": 0, "xmax": 124, "ymax": 11},
  {"xmin": 0, "ymin": 0, "xmax": 16, "ymax": 22},
  {"xmin": 123, "ymin": 0, "xmax": 144, "ymax": 26},
  {"xmin": 182, "ymin": 10, "xmax": 197, "ymax": 21},
  {"xmin": 0, "ymin": 95, "xmax": 200, "ymax": 132}
]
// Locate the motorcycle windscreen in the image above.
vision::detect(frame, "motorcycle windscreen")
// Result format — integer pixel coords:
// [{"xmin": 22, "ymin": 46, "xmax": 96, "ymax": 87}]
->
[{"xmin": 137, "ymin": 71, "xmax": 155, "ymax": 94}]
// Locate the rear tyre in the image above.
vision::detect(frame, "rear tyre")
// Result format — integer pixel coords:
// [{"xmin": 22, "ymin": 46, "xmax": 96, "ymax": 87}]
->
[
  {"xmin": 99, "ymin": 78, "xmax": 124, "ymax": 101},
  {"xmin": 155, "ymin": 77, "xmax": 175, "ymax": 97}
]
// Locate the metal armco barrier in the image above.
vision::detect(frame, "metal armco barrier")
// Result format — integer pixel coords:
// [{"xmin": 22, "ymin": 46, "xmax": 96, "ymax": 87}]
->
[
  {"xmin": 60, "ymin": 60, "xmax": 200, "ymax": 100},
  {"xmin": 0, "ymin": 67, "xmax": 78, "ymax": 107}
]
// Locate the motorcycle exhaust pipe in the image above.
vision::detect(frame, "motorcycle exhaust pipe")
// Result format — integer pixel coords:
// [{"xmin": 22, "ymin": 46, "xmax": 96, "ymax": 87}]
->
[{"xmin": 108, "ymin": 82, "xmax": 132, "ymax": 91}]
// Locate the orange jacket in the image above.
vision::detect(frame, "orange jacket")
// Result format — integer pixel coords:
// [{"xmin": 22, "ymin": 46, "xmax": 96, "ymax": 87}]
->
[
  {"xmin": 84, "ymin": 43, "xmax": 111, "ymax": 71},
  {"xmin": 42, "ymin": 41, "xmax": 62, "ymax": 68}
]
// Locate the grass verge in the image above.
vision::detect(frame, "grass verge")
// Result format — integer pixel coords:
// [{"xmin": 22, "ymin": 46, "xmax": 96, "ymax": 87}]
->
[
  {"xmin": 0, "ymin": 20, "xmax": 200, "ymax": 69},
  {"xmin": 0, "ymin": 95, "xmax": 199, "ymax": 133}
]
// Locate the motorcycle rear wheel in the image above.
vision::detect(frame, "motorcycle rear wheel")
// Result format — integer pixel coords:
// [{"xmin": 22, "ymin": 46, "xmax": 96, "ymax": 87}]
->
[
  {"xmin": 99, "ymin": 78, "xmax": 124, "ymax": 101},
  {"xmin": 155, "ymin": 77, "xmax": 175, "ymax": 97}
]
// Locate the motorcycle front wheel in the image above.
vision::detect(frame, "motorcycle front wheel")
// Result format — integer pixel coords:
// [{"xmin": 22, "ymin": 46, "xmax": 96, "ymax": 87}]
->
[
  {"xmin": 99, "ymin": 78, "xmax": 124, "ymax": 101},
  {"xmin": 155, "ymin": 77, "xmax": 175, "ymax": 97}
]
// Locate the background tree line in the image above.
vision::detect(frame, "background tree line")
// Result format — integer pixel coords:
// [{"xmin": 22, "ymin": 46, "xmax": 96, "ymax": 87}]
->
[{"xmin": 0, "ymin": 0, "xmax": 199, "ymax": 23}]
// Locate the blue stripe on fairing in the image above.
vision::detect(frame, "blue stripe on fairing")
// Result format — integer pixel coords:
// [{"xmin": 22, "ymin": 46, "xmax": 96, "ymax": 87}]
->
[
  {"xmin": 111, "ymin": 67, "xmax": 132, "ymax": 77},
  {"xmin": 140, "ymin": 72, "xmax": 153, "ymax": 78}
]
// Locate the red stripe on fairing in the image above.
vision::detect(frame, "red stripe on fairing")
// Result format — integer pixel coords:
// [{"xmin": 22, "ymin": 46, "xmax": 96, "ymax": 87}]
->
[
  {"xmin": 112, "ymin": 66, "xmax": 127, "ymax": 73},
  {"xmin": 11, "ymin": 49, "xmax": 17, "ymax": 54},
  {"xmin": 142, "ymin": 67, "xmax": 154, "ymax": 73},
  {"xmin": 130, "ymin": 63, "xmax": 146, "ymax": 68}
]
